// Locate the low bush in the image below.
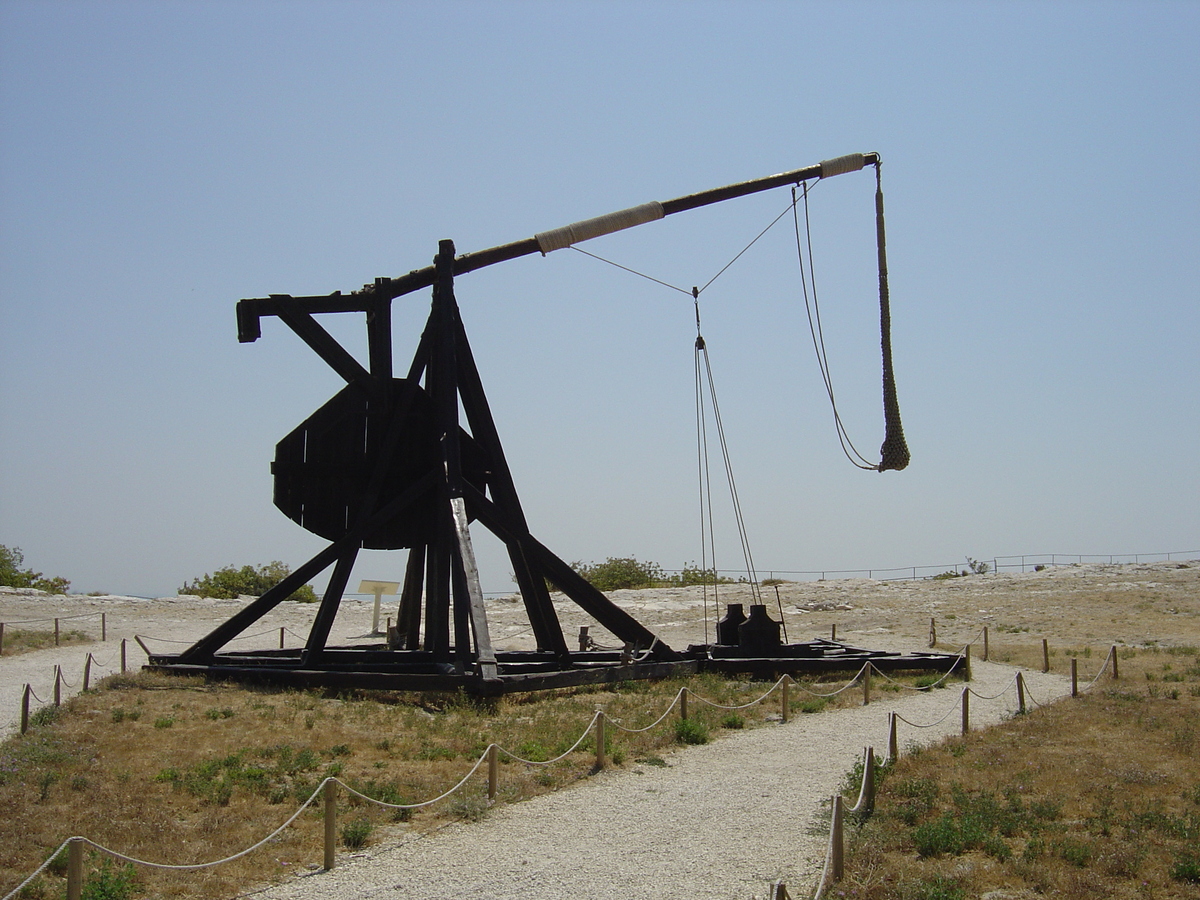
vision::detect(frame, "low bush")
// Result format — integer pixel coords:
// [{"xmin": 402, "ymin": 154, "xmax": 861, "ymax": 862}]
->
[{"xmin": 179, "ymin": 562, "xmax": 317, "ymax": 602}]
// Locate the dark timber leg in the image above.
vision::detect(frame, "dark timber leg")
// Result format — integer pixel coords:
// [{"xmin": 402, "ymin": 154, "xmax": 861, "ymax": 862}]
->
[
  {"xmin": 303, "ymin": 546, "xmax": 359, "ymax": 666},
  {"xmin": 397, "ymin": 545, "xmax": 425, "ymax": 648}
]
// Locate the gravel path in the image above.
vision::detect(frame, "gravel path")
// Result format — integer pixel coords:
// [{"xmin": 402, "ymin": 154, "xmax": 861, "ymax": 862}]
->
[{"xmin": 245, "ymin": 661, "xmax": 1070, "ymax": 900}]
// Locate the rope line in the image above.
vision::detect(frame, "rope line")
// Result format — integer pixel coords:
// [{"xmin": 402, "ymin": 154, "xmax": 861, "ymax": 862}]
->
[
  {"xmin": 793, "ymin": 183, "xmax": 876, "ymax": 471},
  {"xmin": 0, "ymin": 612, "xmax": 103, "ymax": 626},
  {"xmin": 606, "ymin": 695, "xmax": 683, "ymax": 734},
  {"xmin": 1, "ymin": 839, "xmax": 72, "ymax": 900},
  {"xmin": 497, "ymin": 713, "xmax": 601, "ymax": 764},
  {"xmin": 688, "ymin": 676, "xmax": 786, "ymax": 711},
  {"xmin": 76, "ymin": 785, "xmax": 325, "ymax": 871},
  {"xmin": 966, "ymin": 680, "xmax": 1016, "ymax": 702}
]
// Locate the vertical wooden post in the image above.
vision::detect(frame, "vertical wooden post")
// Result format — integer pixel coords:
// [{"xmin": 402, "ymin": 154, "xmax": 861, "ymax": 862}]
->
[
  {"xmin": 66, "ymin": 837, "xmax": 84, "ymax": 900},
  {"xmin": 0, "ymin": 621, "xmax": 5, "ymax": 656},
  {"xmin": 323, "ymin": 780, "xmax": 338, "ymax": 870},
  {"xmin": 862, "ymin": 664, "xmax": 872, "ymax": 706},
  {"xmin": 1042, "ymin": 639, "xmax": 1050, "ymax": 673},
  {"xmin": 781, "ymin": 676, "xmax": 790, "ymax": 723},
  {"xmin": 21, "ymin": 684, "xmax": 30, "ymax": 734},
  {"xmin": 487, "ymin": 744, "xmax": 498, "ymax": 801},
  {"xmin": 859, "ymin": 747, "xmax": 876, "ymax": 813},
  {"xmin": 120, "ymin": 638, "xmax": 127, "ymax": 673},
  {"xmin": 578, "ymin": 626, "xmax": 590, "ymax": 651},
  {"xmin": 680, "ymin": 688, "xmax": 689, "ymax": 722},
  {"xmin": 1016, "ymin": 671, "xmax": 1026, "ymax": 714},
  {"xmin": 55, "ymin": 618, "xmax": 60, "ymax": 647},
  {"xmin": 831, "ymin": 623, "xmax": 837, "ymax": 641},
  {"xmin": 1111, "ymin": 646, "xmax": 1119, "ymax": 679},
  {"xmin": 280, "ymin": 627, "xmax": 285, "ymax": 649},
  {"xmin": 594, "ymin": 711, "xmax": 606, "ymax": 770},
  {"xmin": 888, "ymin": 712, "xmax": 898, "ymax": 761},
  {"xmin": 961, "ymin": 687, "xmax": 970, "ymax": 735},
  {"xmin": 83, "ymin": 654, "xmax": 92, "ymax": 692},
  {"xmin": 983, "ymin": 626, "xmax": 989, "ymax": 662},
  {"xmin": 964, "ymin": 644, "xmax": 972, "ymax": 681},
  {"xmin": 929, "ymin": 618, "xmax": 936, "ymax": 648},
  {"xmin": 54, "ymin": 666, "xmax": 61, "ymax": 706},
  {"xmin": 102, "ymin": 613, "xmax": 107, "ymax": 642},
  {"xmin": 1071, "ymin": 657, "xmax": 1078, "ymax": 697},
  {"xmin": 831, "ymin": 794, "xmax": 844, "ymax": 881}
]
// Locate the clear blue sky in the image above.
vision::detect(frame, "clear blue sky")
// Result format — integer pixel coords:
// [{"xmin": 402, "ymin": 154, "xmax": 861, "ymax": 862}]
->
[{"xmin": 2, "ymin": 0, "xmax": 1197, "ymax": 598}]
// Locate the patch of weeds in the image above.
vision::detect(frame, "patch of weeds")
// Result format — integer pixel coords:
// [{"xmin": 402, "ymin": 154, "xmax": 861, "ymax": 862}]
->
[
  {"xmin": 81, "ymin": 858, "xmax": 138, "ymax": 900},
  {"xmin": 797, "ymin": 697, "xmax": 829, "ymax": 713},
  {"xmin": 913, "ymin": 811, "xmax": 988, "ymax": 857},
  {"xmin": 340, "ymin": 818, "xmax": 372, "ymax": 849},
  {"xmin": 28, "ymin": 706, "xmax": 61, "ymax": 729},
  {"xmin": 152, "ymin": 716, "xmax": 174, "ymax": 729},
  {"xmin": 720, "ymin": 713, "xmax": 745, "ymax": 729},
  {"xmin": 674, "ymin": 718, "xmax": 710, "ymax": 745},
  {"xmin": 449, "ymin": 792, "xmax": 489, "ymax": 822},
  {"xmin": 1056, "ymin": 838, "xmax": 1093, "ymax": 867},
  {"xmin": 205, "ymin": 707, "xmax": 235, "ymax": 720},
  {"xmin": 37, "ymin": 771, "xmax": 58, "ymax": 801},
  {"xmin": 637, "ymin": 756, "xmax": 668, "ymax": 767},
  {"xmin": 515, "ymin": 740, "xmax": 550, "ymax": 762},
  {"xmin": 891, "ymin": 777, "xmax": 939, "ymax": 826},
  {"xmin": 326, "ymin": 743, "xmax": 351, "ymax": 758},
  {"xmin": 906, "ymin": 875, "xmax": 966, "ymax": 900},
  {"xmin": 1172, "ymin": 851, "xmax": 1200, "ymax": 884},
  {"xmin": 416, "ymin": 745, "xmax": 457, "ymax": 761}
]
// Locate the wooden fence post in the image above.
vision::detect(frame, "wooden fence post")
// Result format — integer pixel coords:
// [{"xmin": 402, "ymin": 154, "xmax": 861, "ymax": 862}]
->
[
  {"xmin": 679, "ymin": 688, "xmax": 689, "ymax": 722},
  {"xmin": 280, "ymin": 627, "xmax": 285, "ymax": 649},
  {"xmin": 862, "ymin": 664, "xmax": 872, "ymax": 706},
  {"xmin": 54, "ymin": 666, "xmax": 61, "ymax": 706},
  {"xmin": 1016, "ymin": 671, "xmax": 1026, "ymax": 715},
  {"xmin": 983, "ymin": 626, "xmax": 989, "ymax": 662},
  {"xmin": 578, "ymin": 626, "xmax": 590, "ymax": 651},
  {"xmin": 781, "ymin": 676, "xmax": 790, "ymax": 723},
  {"xmin": 120, "ymin": 638, "xmax": 127, "ymax": 673},
  {"xmin": 55, "ymin": 618, "xmax": 60, "ymax": 647},
  {"xmin": 861, "ymin": 747, "xmax": 876, "ymax": 813},
  {"xmin": 831, "ymin": 623, "xmax": 837, "ymax": 641},
  {"xmin": 929, "ymin": 617, "xmax": 936, "ymax": 648},
  {"xmin": 964, "ymin": 644, "xmax": 972, "ymax": 681},
  {"xmin": 961, "ymin": 687, "xmax": 970, "ymax": 735},
  {"xmin": 21, "ymin": 684, "xmax": 30, "ymax": 734},
  {"xmin": 831, "ymin": 794, "xmax": 845, "ymax": 881},
  {"xmin": 1042, "ymin": 639, "xmax": 1050, "ymax": 673},
  {"xmin": 83, "ymin": 654, "xmax": 92, "ymax": 692},
  {"xmin": 102, "ymin": 612, "xmax": 107, "ymax": 642},
  {"xmin": 323, "ymin": 780, "xmax": 338, "ymax": 870},
  {"xmin": 595, "ymin": 711, "xmax": 606, "ymax": 770},
  {"xmin": 1111, "ymin": 646, "xmax": 1119, "ymax": 679},
  {"xmin": 487, "ymin": 744, "xmax": 498, "ymax": 801},
  {"xmin": 888, "ymin": 712, "xmax": 898, "ymax": 761},
  {"xmin": 0, "ymin": 621, "xmax": 4, "ymax": 656},
  {"xmin": 1071, "ymin": 657, "xmax": 1078, "ymax": 697},
  {"xmin": 66, "ymin": 837, "xmax": 84, "ymax": 900}
]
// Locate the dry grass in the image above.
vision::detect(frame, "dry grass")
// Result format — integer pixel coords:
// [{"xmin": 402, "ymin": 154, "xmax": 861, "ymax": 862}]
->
[
  {"xmin": 839, "ymin": 644, "xmax": 1200, "ymax": 900},
  {"xmin": 0, "ymin": 667, "xmax": 872, "ymax": 900},
  {"xmin": 0, "ymin": 627, "xmax": 93, "ymax": 657}
]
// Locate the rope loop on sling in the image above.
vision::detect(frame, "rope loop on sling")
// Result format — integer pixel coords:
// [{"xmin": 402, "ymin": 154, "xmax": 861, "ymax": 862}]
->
[{"xmin": 794, "ymin": 160, "xmax": 910, "ymax": 473}]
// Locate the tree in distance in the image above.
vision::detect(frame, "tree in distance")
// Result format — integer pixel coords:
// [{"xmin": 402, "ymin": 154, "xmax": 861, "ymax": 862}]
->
[
  {"xmin": 180, "ymin": 561, "xmax": 317, "ymax": 602},
  {"xmin": 0, "ymin": 544, "xmax": 71, "ymax": 594}
]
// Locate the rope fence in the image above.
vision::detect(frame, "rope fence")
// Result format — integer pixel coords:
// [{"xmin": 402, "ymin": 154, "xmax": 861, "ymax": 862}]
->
[{"xmin": 3, "ymin": 627, "xmax": 1124, "ymax": 900}]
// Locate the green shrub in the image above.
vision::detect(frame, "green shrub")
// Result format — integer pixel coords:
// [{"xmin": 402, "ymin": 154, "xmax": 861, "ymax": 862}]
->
[
  {"xmin": 82, "ymin": 858, "xmax": 138, "ymax": 900},
  {"xmin": 569, "ymin": 557, "xmax": 665, "ymax": 591},
  {"xmin": 674, "ymin": 719, "xmax": 710, "ymax": 745},
  {"xmin": 340, "ymin": 818, "xmax": 372, "ymax": 849},
  {"xmin": 180, "ymin": 561, "xmax": 317, "ymax": 602},
  {"xmin": 0, "ymin": 544, "xmax": 71, "ymax": 594}
]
